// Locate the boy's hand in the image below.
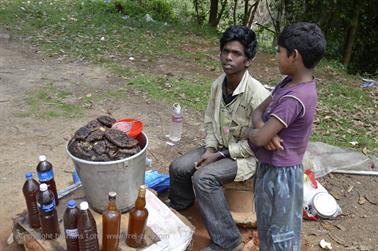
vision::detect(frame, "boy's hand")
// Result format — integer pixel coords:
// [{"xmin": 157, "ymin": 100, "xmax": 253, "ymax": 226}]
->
[{"xmin": 264, "ymin": 135, "xmax": 284, "ymax": 151}]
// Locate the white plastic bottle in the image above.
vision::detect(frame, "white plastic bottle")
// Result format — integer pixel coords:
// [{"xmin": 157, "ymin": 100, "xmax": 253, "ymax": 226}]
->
[{"xmin": 169, "ymin": 103, "xmax": 183, "ymax": 142}]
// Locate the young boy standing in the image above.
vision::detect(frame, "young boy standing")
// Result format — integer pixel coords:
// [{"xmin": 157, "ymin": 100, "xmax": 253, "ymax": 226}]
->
[{"xmin": 247, "ymin": 22, "xmax": 326, "ymax": 250}]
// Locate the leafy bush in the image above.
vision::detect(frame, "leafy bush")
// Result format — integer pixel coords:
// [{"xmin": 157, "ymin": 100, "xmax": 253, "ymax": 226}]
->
[
  {"xmin": 98, "ymin": 0, "xmax": 179, "ymax": 23},
  {"xmin": 146, "ymin": 0, "xmax": 176, "ymax": 22}
]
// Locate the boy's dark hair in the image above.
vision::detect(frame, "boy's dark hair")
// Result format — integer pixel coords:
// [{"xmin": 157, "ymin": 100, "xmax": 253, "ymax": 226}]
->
[
  {"xmin": 220, "ymin": 26, "xmax": 257, "ymax": 60},
  {"xmin": 278, "ymin": 22, "xmax": 326, "ymax": 69}
]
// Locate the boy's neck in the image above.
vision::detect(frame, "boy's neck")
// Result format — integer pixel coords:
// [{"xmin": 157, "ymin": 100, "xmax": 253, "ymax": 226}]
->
[
  {"xmin": 288, "ymin": 68, "xmax": 314, "ymax": 86},
  {"xmin": 225, "ymin": 69, "xmax": 246, "ymax": 92}
]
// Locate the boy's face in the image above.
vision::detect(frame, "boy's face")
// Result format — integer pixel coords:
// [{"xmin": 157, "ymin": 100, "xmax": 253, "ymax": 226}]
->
[
  {"xmin": 277, "ymin": 46, "xmax": 294, "ymax": 75},
  {"xmin": 220, "ymin": 41, "xmax": 250, "ymax": 75}
]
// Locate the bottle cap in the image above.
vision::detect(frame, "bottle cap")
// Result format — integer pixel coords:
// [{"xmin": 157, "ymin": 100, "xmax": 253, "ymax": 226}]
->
[
  {"xmin": 80, "ymin": 201, "xmax": 89, "ymax": 210},
  {"xmin": 140, "ymin": 185, "xmax": 147, "ymax": 192},
  {"xmin": 40, "ymin": 183, "xmax": 48, "ymax": 191},
  {"xmin": 25, "ymin": 172, "xmax": 33, "ymax": 179},
  {"xmin": 67, "ymin": 200, "xmax": 77, "ymax": 208},
  {"xmin": 38, "ymin": 155, "xmax": 47, "ymax": 162},
  {"xmin": 109, "ymin": 191, "xmax": 117, "ymax": 198},
  {"xmin": 173, "ymin": 103, "xmax": 181, "ymax": 115}
]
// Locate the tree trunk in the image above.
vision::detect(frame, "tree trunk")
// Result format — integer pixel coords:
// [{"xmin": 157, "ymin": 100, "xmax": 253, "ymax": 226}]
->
[
  {"xmin": 266, "ymin": 0, "xmax": 283, "ymax": 45},
  {"xmin": 247, "ymin": 0, "xmax": 261, "ymax": 28},
  {"xmin": 193, "ymin": 0, "xmax": 201, "ymax": 24},
  {"xmin": 342, "ymin": 5, "xmax": 359, "ymax": 66},
  {"xmin": 243, "ymin": 0, "xmax": 250, "ymax": 25},
  {"xmin": 215, "ymin": 0, "xmax": 228, "ymax": 28},
  {"xmin": 284, "ymin": 0, "xmax": 294, "ymax": 25},
  {"xmin": 233, "ymin": 0, "xmax": 238, "ymax": 25},
  {"xmin": 209, "ymin": 0, "xmax": 219, "ymax": 27}
]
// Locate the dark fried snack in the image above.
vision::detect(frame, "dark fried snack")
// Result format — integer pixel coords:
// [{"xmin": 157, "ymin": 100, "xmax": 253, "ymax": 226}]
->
[
  {"xmin": 97, "ymin": 115, "xmax": 116, "ymax": 127},
  {"xmin": 75, "ymin": 141, "xmax": 95, "ymax": 159},
  {"xmin": 86, "ymin": 119, "xmax": 102, "ymax": 131},
  {"xmin": 105, "ymin": 140, "xmax": 117, "ymax": 150},
  {"xmin": 105, "ymin": 129, "xmax": 133, "ymax": 148},
  {"xmin": 94, "ymin": 153, "xmax": 110, "ymax": 162},
  {"xmin": 68, "ymin": 118, "xmax": 142, "ymax": 161},
  {"xmin": 93, "ymin": 140, "xmax": 107, "ymax": 155},
  {"xmin": 123, "ymin": 137, "xmax": 139, "ymax": 149},
  {"xmin": 87, "ymin": 129, "xmax": 105, "ymax": 142},
  {"xmin": 74, "ymin": 127, "xmax": 90, "ymax": 140},
  {"xmin": 107, "ymin": 149, "xmax": 118, "ymax": 160},
  {"xmin": 119, "ymin": 146, "xmax": 141, "ymax": 155}
]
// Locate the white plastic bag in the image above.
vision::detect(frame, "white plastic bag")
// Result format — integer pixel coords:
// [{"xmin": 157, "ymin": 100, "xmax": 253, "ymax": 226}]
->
[{"xmin": 303, "ymin": 142, "xmax": 377, "ymax": 178}]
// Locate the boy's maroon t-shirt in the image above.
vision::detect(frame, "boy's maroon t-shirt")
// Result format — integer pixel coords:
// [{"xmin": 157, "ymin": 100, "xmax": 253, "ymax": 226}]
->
[{"xmin": 254, "ymin": 76, "xmax": 317, "ymax": 166}]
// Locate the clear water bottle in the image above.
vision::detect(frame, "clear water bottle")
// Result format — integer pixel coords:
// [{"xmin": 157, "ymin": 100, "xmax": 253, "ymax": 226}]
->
[{"xmin": 169, "ymin": 103, "xmax": 183, "ymax": 142}]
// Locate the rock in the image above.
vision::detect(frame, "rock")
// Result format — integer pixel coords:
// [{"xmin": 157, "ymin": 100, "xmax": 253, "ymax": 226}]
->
[
  {"xmin": 231, "ymin": 211, "xmax": 257, "ymax": 229},
  {"xmin": 0, "ymin": 32, "xmax": 10, "ymax": 40}
]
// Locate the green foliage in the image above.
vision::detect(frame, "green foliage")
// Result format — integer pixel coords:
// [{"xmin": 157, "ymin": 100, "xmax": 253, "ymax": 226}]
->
[
  {"xmin": 146, "ymin": 0, "xmax": 176, "ymax": 22},
  {"xmin": 346, "ymin": 0, "xmax": 378, "ymax": 75},
  {"xmin": 101, "ymin": 0, "xmax": 178, "ymax": 22},
  {"xmin": 254, "ymin": 25, "xmax": 276, "ymax": 53},
  {"xmin": 289, "ymin": 0, "xmax": 378, "ymax": 75},
  {"xmin": 191, "ymin": 0, "xmax": 207, "ymax": 25}
]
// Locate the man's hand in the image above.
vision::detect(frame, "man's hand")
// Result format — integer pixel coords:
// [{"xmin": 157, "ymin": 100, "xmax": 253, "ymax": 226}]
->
[
  {"xmin": 264, "ymin": 135, "xmax": 284, "ymax": 151},
  {"xmin": 196, "ymin": 148, "xmax": 222, "ymax": 169}
]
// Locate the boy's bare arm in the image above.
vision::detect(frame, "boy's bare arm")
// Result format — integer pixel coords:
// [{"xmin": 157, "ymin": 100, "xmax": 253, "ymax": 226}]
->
[
  {"xmin": 250, "ymin": 96, "xmax": 284, "ymax": 150},
  {"xmin": 247, "ymin": 117, "xmax": 285, "ymax": 147},
  {"xmin": 252, "ymin": 96, "xmax": 272, "ymax": 129}
]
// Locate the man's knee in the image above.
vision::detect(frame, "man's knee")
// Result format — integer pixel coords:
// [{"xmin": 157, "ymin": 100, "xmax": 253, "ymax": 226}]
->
[
  {"xmin": 169, "ymin": 159, "xmax": 179, "ymax": 176},
  {"xmin": 169, "ymin": 158, "xmax": 193, "ymax": 179},
  {"xmin": 192, "ymin": 168, "xmax": 219, "ymax": 191}
]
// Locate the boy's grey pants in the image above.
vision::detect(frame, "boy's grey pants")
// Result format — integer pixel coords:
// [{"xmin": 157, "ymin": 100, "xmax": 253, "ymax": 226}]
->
[
  {"xmin": 168, "ymin": 146, "xmax": 242, "ymax": 250},
  {"xmin": 254, "ymin": 162, "xmax": 304, "ymax": 251}
]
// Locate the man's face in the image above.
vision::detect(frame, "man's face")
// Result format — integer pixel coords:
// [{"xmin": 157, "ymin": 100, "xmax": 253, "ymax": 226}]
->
[{"xmin": 220, "ymin": 41, "xmax": 249, "ymax": 75}]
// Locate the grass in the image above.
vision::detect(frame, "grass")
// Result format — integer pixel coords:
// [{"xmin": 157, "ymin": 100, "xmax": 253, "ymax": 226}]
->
[
  {"xmin": 1, "ymin": 0, "xmax": 377, "ymax": 155},
  {"xmin": 15, "ymin": 83, "xmax": 85, "ymax": 119},
  {"xmin": 110, "ymin": 64, "xmax": 211, "ymax": 111},
  {"xmin": 15, "ymin": 82, "xmax": 133, "ymax": 119},
  {"xmin": 0, "ymin": 0, "xmax": 218, "ymax": 64},
  {"xmin": 312, "ymin": 82, "xmax": 377, "ymax": 152}
]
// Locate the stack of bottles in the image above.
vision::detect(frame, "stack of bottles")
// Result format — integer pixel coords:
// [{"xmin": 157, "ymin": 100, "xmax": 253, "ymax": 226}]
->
[
  {"xmin": 23, "ymin": 157, "xmax": 149, "ymax": 251},
  {"xmin": 23, "ymin": 155, "xmax": 60, "ymax": 240}
]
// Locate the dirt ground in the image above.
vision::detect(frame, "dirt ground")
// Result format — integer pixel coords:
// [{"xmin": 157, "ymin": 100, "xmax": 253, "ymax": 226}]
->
[{"xmin": 0, "ymin": 35, "xmax": 377, "ymax": 251}]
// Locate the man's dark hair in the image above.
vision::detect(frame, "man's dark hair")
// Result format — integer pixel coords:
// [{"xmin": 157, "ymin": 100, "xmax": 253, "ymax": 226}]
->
[
  {"xmin": 278, "ymin": 22, "xmax": 326, "ymax": 69},
  {"xmin": 220, "ymin": 26, "xmax": 257, "ymax": 60}
]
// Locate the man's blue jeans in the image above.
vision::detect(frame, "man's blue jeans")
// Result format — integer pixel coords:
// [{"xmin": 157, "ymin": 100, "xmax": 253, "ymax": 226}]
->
[{"xmin": 168, "ymin": 146, "xmax": 242, "ymax": 250}]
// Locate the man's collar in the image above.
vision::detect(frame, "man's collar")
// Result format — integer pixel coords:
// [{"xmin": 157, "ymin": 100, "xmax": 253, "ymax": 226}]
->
[{"xmin": 231, "ymin": 70, "xmax": 249, "ymax": 96}]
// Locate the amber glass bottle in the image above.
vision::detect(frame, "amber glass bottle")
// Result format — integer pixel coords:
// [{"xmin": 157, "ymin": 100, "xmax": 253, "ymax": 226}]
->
[
  {"xmin": 126, "ymin": 185, "xmax": 149, "ymax": 248},
  {"xmin": 102, "ymin": 192, "xmax": 121, "ymax": 251}
]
